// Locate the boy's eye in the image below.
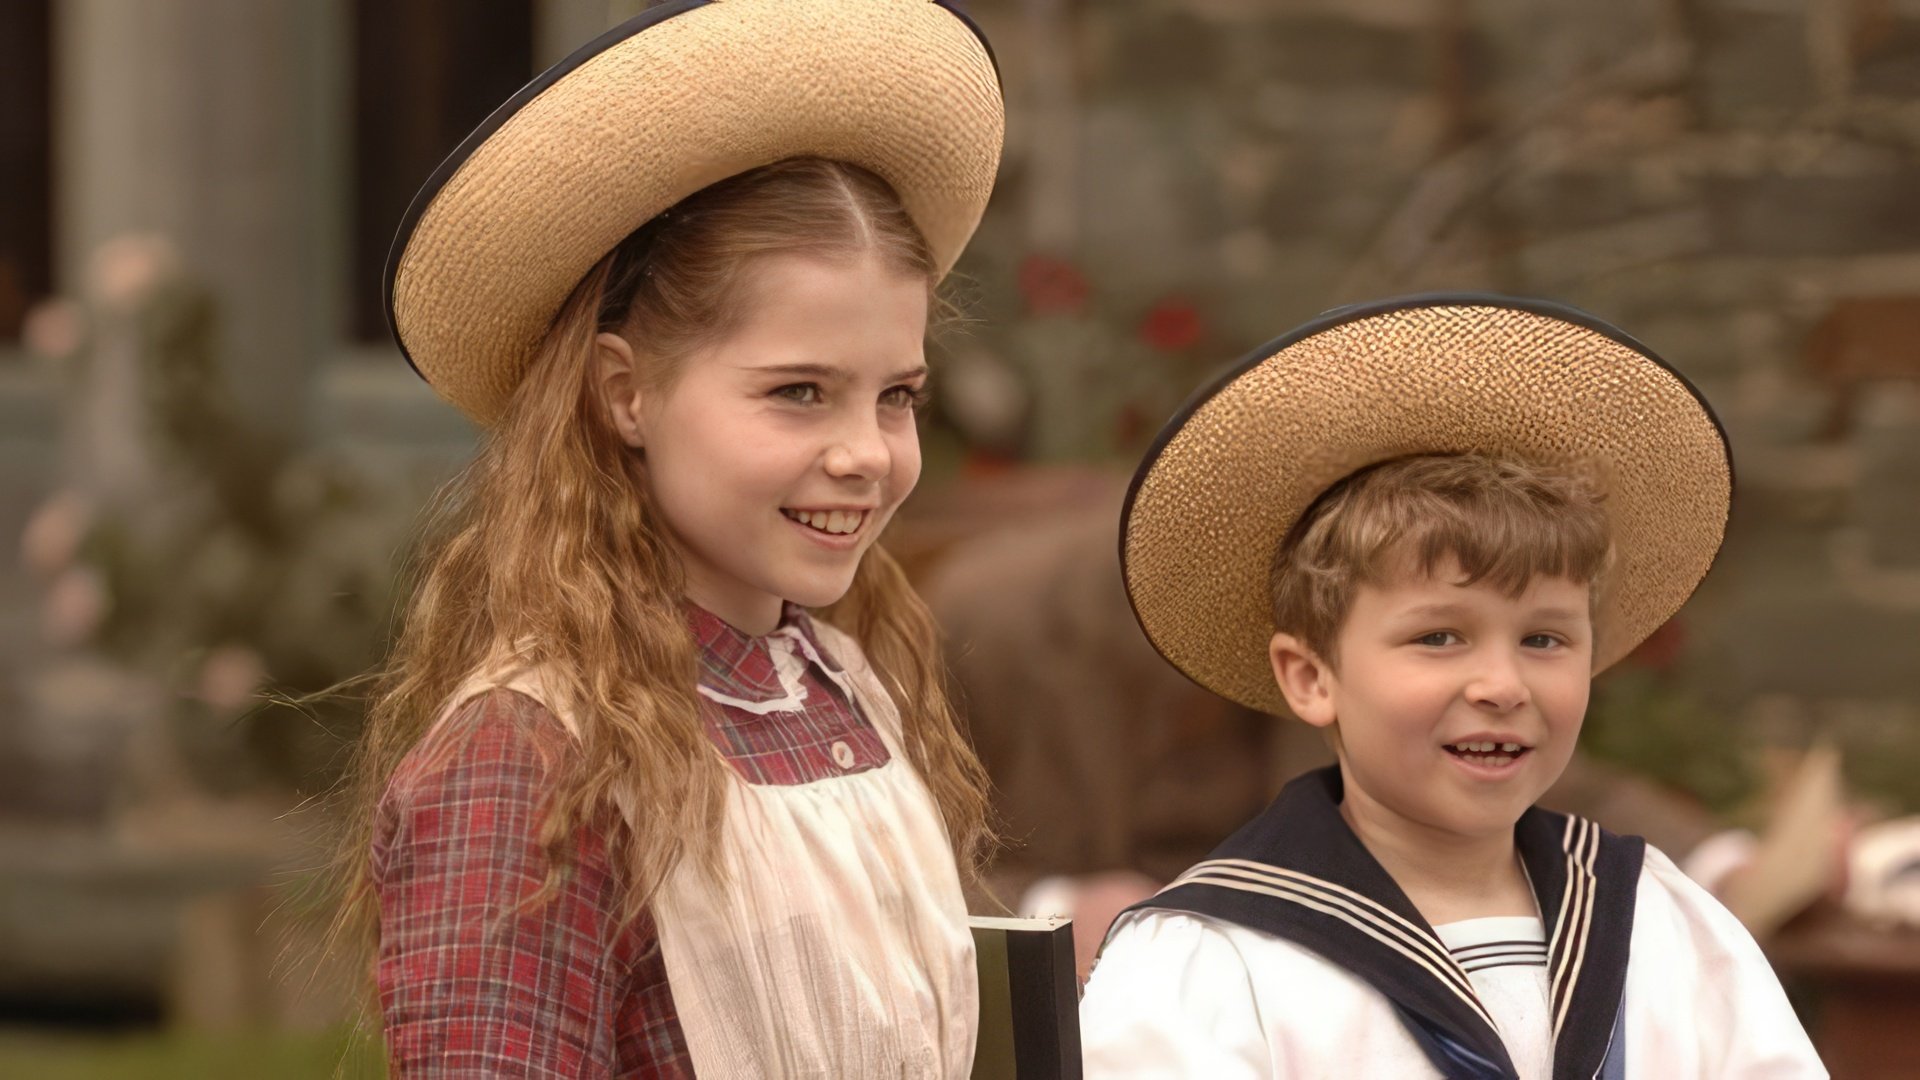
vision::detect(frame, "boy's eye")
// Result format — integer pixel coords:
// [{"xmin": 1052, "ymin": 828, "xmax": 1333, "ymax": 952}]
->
[
  {"xmin": 882, "ymin": 384, "xmax": 932, "ymax": 410},
  {"xmin": 772, "ymin": 383, "xmax": 822, "ymax": 404},
  {"xmin": 1522, "ymin": 633, "xmax": 1563, "ymax": 649},
  {"xmin": 1414, "ymin": 631, "xmax": 1461, "ymax": 647}
]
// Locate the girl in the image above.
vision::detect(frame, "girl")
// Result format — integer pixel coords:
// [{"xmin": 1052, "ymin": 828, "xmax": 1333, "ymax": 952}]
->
[{"xmin": 330, "ymin": 3, "xmax": 1003, "ymax": 1075}]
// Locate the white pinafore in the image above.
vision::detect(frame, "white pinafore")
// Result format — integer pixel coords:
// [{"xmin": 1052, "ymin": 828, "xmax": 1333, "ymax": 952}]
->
[{"xmin": 430, "ymin": 619, "xmax": 977, "ymax": 1077}]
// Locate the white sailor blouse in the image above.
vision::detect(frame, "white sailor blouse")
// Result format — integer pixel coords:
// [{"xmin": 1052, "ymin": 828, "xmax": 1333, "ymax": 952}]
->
[{"xmin": 1080, "ymin": 767, "xmax": 1826, "ymax": 1079}]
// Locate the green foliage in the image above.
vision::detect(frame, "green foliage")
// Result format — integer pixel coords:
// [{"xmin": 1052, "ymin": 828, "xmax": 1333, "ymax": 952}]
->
[
  {"xmin": 0, "ymin": 1026, "xmax": 385, "ymax": 1080},
  {"xmin": 1581, "ymin": 668, "xmax": 1757, "ymax": 817},
  {"xmin": 1812, "ymin": 703, "xmax": 1920, "ymax": 818},
  {"xmin": 32, "ymin": 247, "xmax": 420, "ymax": 796}
]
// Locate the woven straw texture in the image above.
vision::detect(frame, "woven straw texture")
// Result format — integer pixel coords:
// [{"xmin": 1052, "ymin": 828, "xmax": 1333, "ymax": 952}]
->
[
  {"xmin": 390, "ymin": 0, "xmax": 1002, "ymax": 426},
  {"xmin": 1123, "ymin": 301, "xmax": 1731, "ymax": 716}
]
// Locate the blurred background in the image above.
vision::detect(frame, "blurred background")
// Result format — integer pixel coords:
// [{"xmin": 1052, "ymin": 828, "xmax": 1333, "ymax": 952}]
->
[{"xmin": 2, "ymin": 0, "xmax": 1919, "ymax": 1075}]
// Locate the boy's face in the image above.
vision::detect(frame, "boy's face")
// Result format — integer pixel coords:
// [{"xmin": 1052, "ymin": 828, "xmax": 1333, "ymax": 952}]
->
[{"xmin": 1270, "ymin": 558, "xmax": 1594, "ymax": 841}]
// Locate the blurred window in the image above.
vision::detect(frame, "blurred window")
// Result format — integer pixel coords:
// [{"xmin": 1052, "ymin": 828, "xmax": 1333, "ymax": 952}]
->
[
  {"xmin": 350, "ymin": 0, "xmax": 534, "ymax": 343},
  {"xmin": 0, "ymin": 0, "xmax": 53, "ymax": 343}
]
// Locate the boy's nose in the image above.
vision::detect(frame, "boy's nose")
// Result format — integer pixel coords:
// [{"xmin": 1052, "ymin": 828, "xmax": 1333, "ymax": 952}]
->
[{"xmin": 1466, "ymin": 656, "xmax": 1532, "ymax": 712}]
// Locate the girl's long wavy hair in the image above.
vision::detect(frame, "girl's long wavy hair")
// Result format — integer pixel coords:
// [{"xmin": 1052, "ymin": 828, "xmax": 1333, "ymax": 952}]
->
[{"xmin": 329, "ymin": 158, "xmax": 993, "ymax": 963}]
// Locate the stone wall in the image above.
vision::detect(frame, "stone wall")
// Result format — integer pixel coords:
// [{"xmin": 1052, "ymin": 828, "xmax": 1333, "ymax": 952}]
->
[
  {"xmin": 3, "ymin": 0, "xmax": 1918, "ymax": 816},
  {"xmin": 959, "ymin": 0, "xmax": 1920, "ymax": 809}
]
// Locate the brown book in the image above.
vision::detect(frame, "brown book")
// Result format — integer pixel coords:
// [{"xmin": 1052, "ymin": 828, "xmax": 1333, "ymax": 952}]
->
[{"xmin": 970, "ymin": 915, "xmax": 1082, "ymax": 1079}]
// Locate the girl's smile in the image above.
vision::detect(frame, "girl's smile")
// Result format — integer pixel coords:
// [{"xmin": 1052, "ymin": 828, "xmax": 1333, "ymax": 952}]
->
[{"xmin": 780, "ymin": 506, "xmax": 873, "ymax": 540}]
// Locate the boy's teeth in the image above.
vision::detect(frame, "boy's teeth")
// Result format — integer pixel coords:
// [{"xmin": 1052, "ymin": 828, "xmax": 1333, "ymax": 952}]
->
[{"xmin": 1447, "ymin": 741, "xmax": 1526, "ymax": 755}]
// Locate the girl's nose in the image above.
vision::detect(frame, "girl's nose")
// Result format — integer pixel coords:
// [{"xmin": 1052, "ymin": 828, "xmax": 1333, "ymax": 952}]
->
[{"xmin": 824, "ymin": 416, "xmax": 891, "ymax": 479}]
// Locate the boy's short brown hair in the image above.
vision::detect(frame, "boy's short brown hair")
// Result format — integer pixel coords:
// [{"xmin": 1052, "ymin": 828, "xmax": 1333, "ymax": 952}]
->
[{"xmin": 1269, "ymin": 454, "xmax": 1614, "ymax": 662}]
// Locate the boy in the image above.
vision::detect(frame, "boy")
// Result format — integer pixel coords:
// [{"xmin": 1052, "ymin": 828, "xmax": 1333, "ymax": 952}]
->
[{"xmin": 1080, "ymin": 296, "xmax": 1825, "ymax": 1078}]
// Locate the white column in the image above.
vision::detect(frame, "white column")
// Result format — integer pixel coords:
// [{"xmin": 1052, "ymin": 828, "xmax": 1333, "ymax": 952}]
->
[{"xmin": 55, "ymin": 0, "xmax": 344, "ymax": 441}]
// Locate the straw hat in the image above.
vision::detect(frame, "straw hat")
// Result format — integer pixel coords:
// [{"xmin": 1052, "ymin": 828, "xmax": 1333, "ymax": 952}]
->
[
  {"xmin": 1121, "ymin": 294, "xmax": 1733, "ymax": 716},
  {"xmin": 385, "ymin": 0, "xmax": 1003, "ymax": 426}
]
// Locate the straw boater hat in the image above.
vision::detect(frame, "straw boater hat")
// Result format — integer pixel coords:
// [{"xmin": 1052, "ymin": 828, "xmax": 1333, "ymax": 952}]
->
[
  {"xmin": 1121, "ymin": 294, "xmax": 1733, "ymax": 717},
  {"xmin": 384, "ymin": 0, "xmax": 1002, "ymax": 426}
]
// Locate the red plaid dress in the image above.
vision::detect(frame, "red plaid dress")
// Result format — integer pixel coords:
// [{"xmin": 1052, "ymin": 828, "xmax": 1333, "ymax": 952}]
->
[{"xmin": 371, "ymin": 604, "xmax": 892, "ymax": 1077}]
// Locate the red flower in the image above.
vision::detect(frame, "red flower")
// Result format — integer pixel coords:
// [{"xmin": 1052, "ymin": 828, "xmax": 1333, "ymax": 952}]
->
[
  {"xmin": 1625, "ymin": 617, "xmax": 1686, "ymax": 672},
  {"xmin": 1114, "ymin": 403, "xmax": 1149, "ymax": 449},
  {"xmin": 961, "ymin": 449, "xmax": 1018, "ymax": 478},
  {"xmin": 1017, "ymin": 254, "xmax": 1090, "ymax": 316},
  {"xmin": 1139, "ymin": 297, "xmax": 1204, "ymax": 353}
]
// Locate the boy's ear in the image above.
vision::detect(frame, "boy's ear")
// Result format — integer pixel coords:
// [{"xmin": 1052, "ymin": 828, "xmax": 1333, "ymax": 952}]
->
[
  {"xmin": 595, "ymin": 331, "xmax": 646, "ymax": 449},
  {"xmin": 1269, "ymin": 631, "xmax": 1337, "ymax": 728}
]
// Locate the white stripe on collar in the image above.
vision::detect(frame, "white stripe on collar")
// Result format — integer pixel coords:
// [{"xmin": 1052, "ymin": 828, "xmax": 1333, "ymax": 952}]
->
[
  {"xmin": 1171, "ymin": 858, "xmax": 1497, "ymax": 1032},
  {"xmin": 1549, "ymin": 814, "xmax": 1601, "ymax": 1041}
]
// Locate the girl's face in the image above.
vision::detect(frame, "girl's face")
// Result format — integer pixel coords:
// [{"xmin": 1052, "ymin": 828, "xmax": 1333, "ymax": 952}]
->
[{"xmin": 602, "ymin": 252, "xmax": 930, "ymax": 635}]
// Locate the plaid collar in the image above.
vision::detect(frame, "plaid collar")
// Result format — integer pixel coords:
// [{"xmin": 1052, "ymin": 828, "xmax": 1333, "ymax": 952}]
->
[{"xmin": 686, "ymin": 602, "xmax": 845, "ymax": 703}]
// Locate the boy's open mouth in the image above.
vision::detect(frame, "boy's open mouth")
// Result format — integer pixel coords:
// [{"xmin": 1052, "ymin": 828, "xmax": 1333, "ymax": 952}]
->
[
  {"xmin": 781, "ymin": 508, "xmax": 868, "ymax": 536},
  {"xmin": 1442, "ymin": 741, "xmax": 1530, "ymax": 768}
]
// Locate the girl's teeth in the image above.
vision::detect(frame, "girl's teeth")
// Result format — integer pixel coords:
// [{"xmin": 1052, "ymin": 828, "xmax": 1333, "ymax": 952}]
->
[{"xmin": 786, "ymin": 509, "xmax": 864, "ymax": 535}]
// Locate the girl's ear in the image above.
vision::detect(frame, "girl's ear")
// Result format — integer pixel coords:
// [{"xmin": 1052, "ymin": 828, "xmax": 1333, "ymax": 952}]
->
[
  {"xmin": 595, "ymin": 331, "xmax": 646, "ymax": 449},
  {"xmin": 1269, "ymin": 632, "xmax": 1337, "ymax": 728}
]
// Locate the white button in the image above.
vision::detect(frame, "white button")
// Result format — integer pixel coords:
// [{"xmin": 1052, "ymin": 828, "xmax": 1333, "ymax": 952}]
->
[{"xmin": 831, "ymin": 740, "xmax": 855, "ymax": 768}]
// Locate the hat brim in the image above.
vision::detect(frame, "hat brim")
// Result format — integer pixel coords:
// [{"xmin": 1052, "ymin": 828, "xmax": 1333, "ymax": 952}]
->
[
  {"xmin": 1121, "ymin": 294, "xmax": 1734, "ymax": 716},
  {"xmin": 386, "ymin": 0, "xmax": 1003, "ymax": 426}
]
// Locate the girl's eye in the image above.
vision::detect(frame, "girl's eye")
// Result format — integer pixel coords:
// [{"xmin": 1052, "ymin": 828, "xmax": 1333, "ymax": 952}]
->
[
  {"xmin": 772, "ymin": 383, "xmax": 822, "ymax": 405},
  {"xmin": 1414, "ymin": 631, "xmax": 1462, "ymax": 647},
  {"xmin": 1522, "ymin": 633, "xmax": 1563, "ymax": 650},
  {"xmin": 883, "ymin": 382, "xmax": 929, "ymax": 407},
  {"xmin": 882, "ymin": 384, "xmax": 932, "ymax": 410}
]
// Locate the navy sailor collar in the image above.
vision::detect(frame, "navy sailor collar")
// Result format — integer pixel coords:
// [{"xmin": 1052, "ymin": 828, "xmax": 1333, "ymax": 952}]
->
[{"xmin": 1119, "ymin": 766, "xmax": 1645, "ymax": 1080}]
